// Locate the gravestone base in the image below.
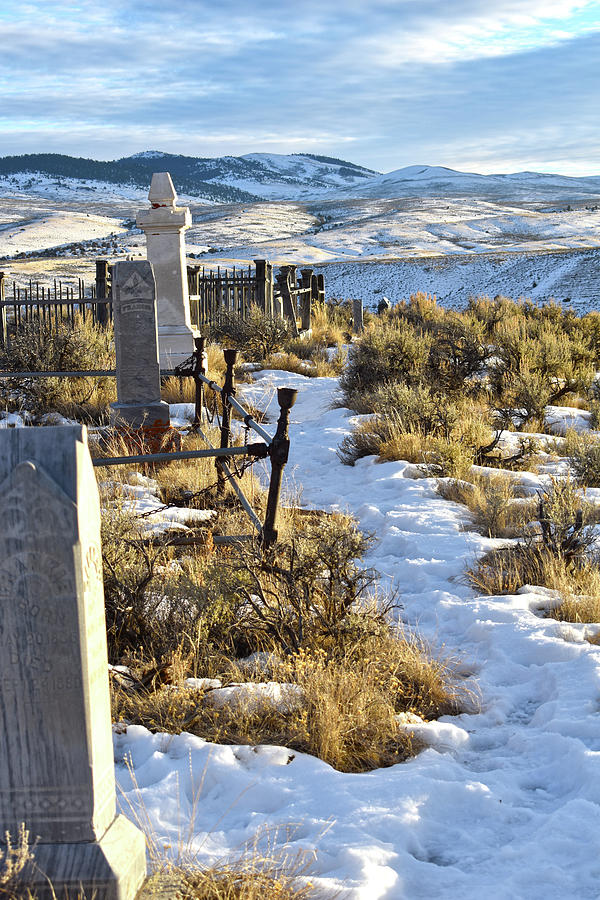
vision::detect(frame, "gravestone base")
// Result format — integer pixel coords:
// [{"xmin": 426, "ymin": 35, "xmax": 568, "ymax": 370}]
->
[
  {"xmin": 22, "ymin": 815, "xmax": 146, "ymax": 900},
  {"xmin": 110, "ymin": 400, "xmax": 179, "ymax": 453},
  {"xmin": 110, "ymin": 399, "xmax": 171, "ymax": 431},
  {"xmin": 158, "ymin": 324, "xmax": 199, "ymax": 370}
]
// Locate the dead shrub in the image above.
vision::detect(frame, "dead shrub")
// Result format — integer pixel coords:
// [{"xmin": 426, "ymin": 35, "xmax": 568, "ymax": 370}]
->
[
  {"xmin": 0, "ymin": 824, "xmax": 34, "ymax": 899},
  {"xmin": 210, "ymin": 309, "xmax": 291, "ymax": 361},
  {"xmin": 0, "ymin": 315, "xmax": 115, "ymax": 422}
]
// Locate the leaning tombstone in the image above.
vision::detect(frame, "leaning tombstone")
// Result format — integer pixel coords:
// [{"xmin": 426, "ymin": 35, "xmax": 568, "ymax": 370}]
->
[
  {"xmin": 0, "ymin": 425, "xmax": 146, "ymax": 899},
  {"xmin": 110, "ymin": 259, "xmax": 170, "ymax": 438},
  {"xmin": 377, "ymin": 296, "xmax": 392, "ymax": 315}
]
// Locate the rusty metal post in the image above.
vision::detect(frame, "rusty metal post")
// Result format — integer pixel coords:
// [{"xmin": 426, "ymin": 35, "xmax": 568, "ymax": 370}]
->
[
  {"xmin": 193, "ymin": 335, "xmax": 207, "ymax": 428},
  {"xmin": 217, "ymin": 348, "xmax": 237, "ymax": 495},
  {"xmin": 262, "ymin": 387, "xmax": 298, "ymax": 548}
]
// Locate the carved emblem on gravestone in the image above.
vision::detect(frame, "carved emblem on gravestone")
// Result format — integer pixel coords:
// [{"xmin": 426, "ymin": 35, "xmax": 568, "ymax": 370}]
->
[
  {"xmin": 0, "ymin": 461, "xmax": 76, "ymax": 541},
  {"xmin": 120, "ymin": 269, "xmax": 154, "ymax": 299}
]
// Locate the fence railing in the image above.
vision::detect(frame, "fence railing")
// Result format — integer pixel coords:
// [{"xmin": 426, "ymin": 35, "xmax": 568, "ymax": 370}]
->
[
  {"xmin": 0, "ymin": 257, "xmax": 327, "ymax": 348},
  {"xmin": 187, "ymin": 264, "xmax": 258, "ymax": 327},
  {"xmin": 0, "ymin": 261, "xmax": 112, "ymax": 349},
  {"xmin": 187, "ymin": 260, "xmax": 325, "ymax": 333},
  {"xmin": 0, "ymin": 339, "xmax": 295, "ymax": 547}
]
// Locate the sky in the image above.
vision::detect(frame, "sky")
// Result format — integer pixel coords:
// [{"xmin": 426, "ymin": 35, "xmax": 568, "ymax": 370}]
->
[{"xmin": 1, "ymin": 0, "xmax": 599, "ymax": 176}]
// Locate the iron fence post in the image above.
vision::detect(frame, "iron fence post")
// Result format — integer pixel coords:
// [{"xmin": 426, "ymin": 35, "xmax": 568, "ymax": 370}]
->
[
  {"xmin": 262, "ymin": 387, "xmax": 298, "ymax": 548},
  {"xmin": 193, "ymin": 335, "xmax": 207, "ymax": 428},
  {"xmin": 217, "ymin": 348, "xmax": 237, "ymax": 495}
]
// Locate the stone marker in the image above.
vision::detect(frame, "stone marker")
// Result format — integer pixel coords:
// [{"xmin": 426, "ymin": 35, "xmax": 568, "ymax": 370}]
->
[
  {"xmin": 352, "ymin": 298, "xmax": 364, "ymax": 334},
  {"xmin": 136, "ymin": 173, "xmax": 198, "ymax": 368},
  {"xmin": 110, "ymin": 259, "xmax": 170, "ymax": 433},
  {"xmin": 377, "ymin": 296, "xmax": 392, "ymax": 314},
  {"xmin": 0, "ymin": 425, "xmax": 146, "ymax": 899}
]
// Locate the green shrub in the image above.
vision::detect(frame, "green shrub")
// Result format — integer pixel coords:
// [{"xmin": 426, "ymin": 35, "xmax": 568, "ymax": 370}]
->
[{"xmin": 339, "ymin": 319, "xmax": 432, "ymax": 408}]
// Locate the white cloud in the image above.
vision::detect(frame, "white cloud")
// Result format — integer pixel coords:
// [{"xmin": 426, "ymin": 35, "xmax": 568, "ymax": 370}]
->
[{"xmin": 0, "ymin": 0, "xmax": 599, "ymax": 175}]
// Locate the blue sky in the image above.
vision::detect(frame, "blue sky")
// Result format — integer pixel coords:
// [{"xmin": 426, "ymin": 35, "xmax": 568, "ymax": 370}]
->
[{"xmin": 1, "ymin": 0, "xmax": 599, "ymax": 175}]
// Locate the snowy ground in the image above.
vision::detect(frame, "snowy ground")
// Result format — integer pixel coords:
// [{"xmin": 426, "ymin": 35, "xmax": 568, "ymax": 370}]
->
[
  {"xmin": 2, "ymin": 193, "xmax": 600, "ymax": 312},
  {"xmin": 115, "ymin": 372, "xmax": 600, "ymax": 899},
  {"xmin": 311, "ymin": 248, "xmax": 600, "ymax": 316}
]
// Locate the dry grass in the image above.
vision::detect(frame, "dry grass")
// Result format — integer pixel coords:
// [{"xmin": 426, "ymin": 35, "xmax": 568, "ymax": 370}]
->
[
  {"xmin": 138, "ymin": 819, "xmax": 322, "ymax": 900},
  {"xmin": 547, "ymin": 566, "xmax": 600, "ymax": 624},
  {"xmin": 162, "ymin": 375, "xmax": 197, "ymax": 404},
  {"xmin": 113, "ymin": 630, "xmax": 467, "ymax": 773},
  {"xmin": 309, "ymin": 301, "xmax": 349, "ymax": 347},
  {"xmin": 160, "ymin": 343, "xmax": 232, "ymax": 404},
  {"xmin": 466, "ymin": 543, "xmax": 568, "ymax": 595},
  {"xmin": 262, "ymin": 351, "xmax": 341, "ymax": 378},
  {"xmin": 150, "ymin": 427, "xmax": 226, "ymax": 500},
  {"xmin": 175, "ymin": 869, "xmax": 314, "ymax": 899},
  {"xmin": 0, "ymin": 824, "xmax": 34, "ymax": 898},
  {"xmin": 437, "ymin": 474, "xmax": 536, "ymax": 538},
  {"xmin": 338, "ymin": 416, "xmax": 477, "ymax": 479}
]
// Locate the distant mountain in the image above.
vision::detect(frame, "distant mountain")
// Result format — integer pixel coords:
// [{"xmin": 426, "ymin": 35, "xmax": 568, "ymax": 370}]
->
[
  {"xmin": 345, "ymin": 164, "xmax": 600, "ymax": 202},
  {"xmin": 0, "ymin": 153, "xmax": 259, "ymax": 203},
  {"xmin": 0, "ymin": 153, "xmax": 598, "ymax": 204},
  {"xmin": 118, "ymin": 151, "xmax": 378, "ymax": 199},
  {"xmin": 0, "ymin": 151, "xmax": 378, "ymax": 203}
]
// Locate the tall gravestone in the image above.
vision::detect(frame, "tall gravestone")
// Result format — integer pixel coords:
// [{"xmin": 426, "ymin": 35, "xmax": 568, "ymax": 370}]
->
[
  {"xmin": 136, "ymin": 173, "xmax": 198, "ymax": 368},
  {"xmin": 110, "ymin": 259, "xmax": 170, "ymax": 432},
  {"xmin": 0, "ymin": 425, "xmax": 146, "ymax": 899}
]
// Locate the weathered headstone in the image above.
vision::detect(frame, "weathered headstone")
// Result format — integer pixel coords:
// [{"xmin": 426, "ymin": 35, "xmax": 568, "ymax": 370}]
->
[
  {"xmin": 352, "ymin": 298, "xmax": 364, "ymax": 334},
  {"xmin": 136, "ymin": 173, "xmax": 198, "ymax": 368},
  {"xmin": 0, "ymin": 425, "xmax": 146, "ymax": 899},
  {"xmin": 377, "ymin": 296, "xmax": 392, "ymax": 315},
  {"xmin": 110, "ymin": 259, "xmax": 170, "ymax": 432}
]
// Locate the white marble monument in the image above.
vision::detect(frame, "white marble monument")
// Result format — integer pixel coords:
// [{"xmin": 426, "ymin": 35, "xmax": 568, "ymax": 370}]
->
[
  {"xmin": 0, "ymin": 425, "xmax": 146, "ymax": 899},
  {"xmin": 136, "ymin": 172, "xmax": 198, "ymax": 368}
]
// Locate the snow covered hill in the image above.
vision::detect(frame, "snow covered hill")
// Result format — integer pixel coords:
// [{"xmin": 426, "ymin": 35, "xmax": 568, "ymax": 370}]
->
[
  {"xmin": 347, "ymin": 164, "xmax": 600, "ymax": 202},
  {"xmin": 0, "ymin": 151, "xmax": 377, "ymax": 204},
  {"xmin": 1, "ymin": 152, "xmax": 598, "ymax": 204}
]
